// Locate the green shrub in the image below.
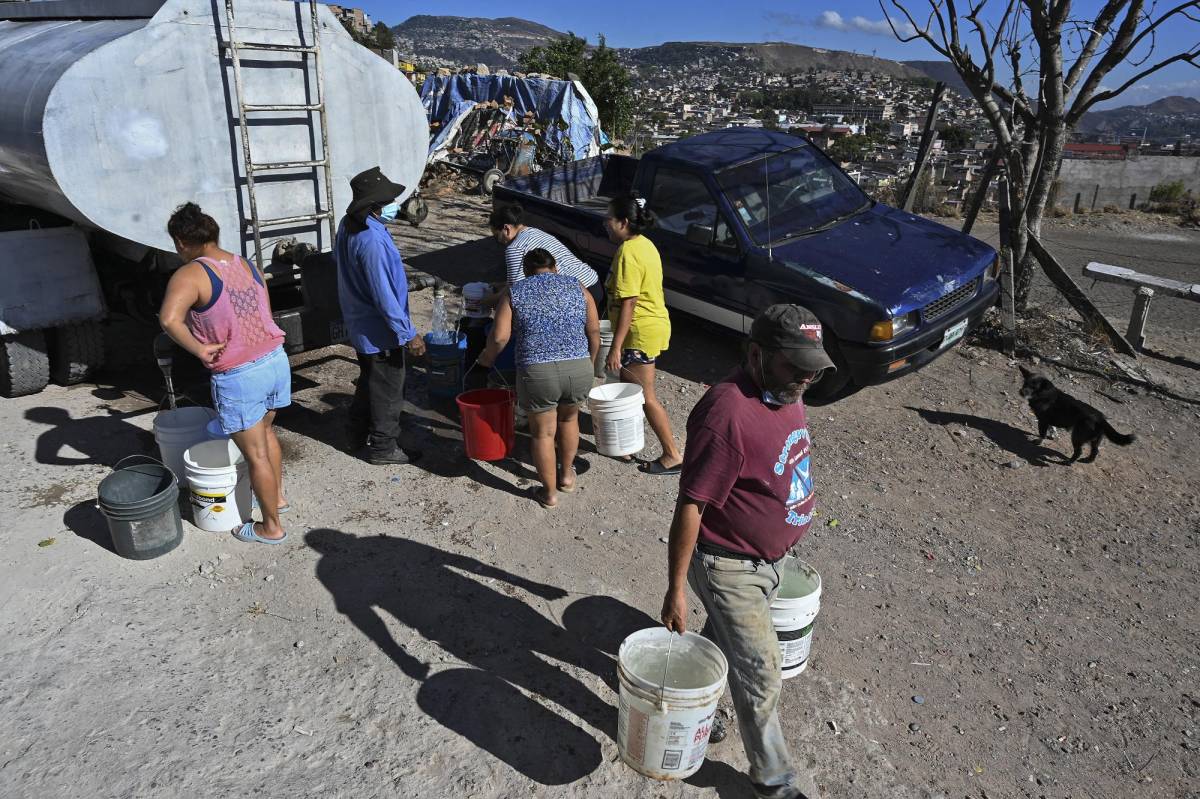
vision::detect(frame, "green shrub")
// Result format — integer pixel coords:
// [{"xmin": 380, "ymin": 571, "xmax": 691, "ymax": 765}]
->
[{"xmin": 1149, "ymin": 179, "xmax": 1187, "ymax": 206}]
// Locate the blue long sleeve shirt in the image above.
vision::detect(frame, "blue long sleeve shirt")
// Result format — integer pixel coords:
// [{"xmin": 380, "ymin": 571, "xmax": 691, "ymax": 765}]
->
[{"xmin": 335, "ymin": 216, "xmax": 417, "ymax": 354}]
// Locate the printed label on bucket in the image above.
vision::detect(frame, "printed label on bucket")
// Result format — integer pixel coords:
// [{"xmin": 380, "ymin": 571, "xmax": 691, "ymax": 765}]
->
[
  {"xmin": 778, "ymin": 622, "xmax": 814, "ymax": 669},
  {"xmin": 618, "ymin": 694, "xmax": 649, "ymax": 763},
  {"xmin": 190, "ymin": 489, "xmax": 228, "ymax": 508}
]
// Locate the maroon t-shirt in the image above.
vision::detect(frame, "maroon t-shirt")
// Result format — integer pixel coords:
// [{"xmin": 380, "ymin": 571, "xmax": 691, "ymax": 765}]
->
[{"xmin": 679, "ymin": 368, "xmax": 816, "ymax": 561}]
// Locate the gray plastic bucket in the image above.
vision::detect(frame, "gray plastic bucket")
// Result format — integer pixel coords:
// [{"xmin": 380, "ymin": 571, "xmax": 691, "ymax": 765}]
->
[{"xmin": 97, "ymin": 456, "xmax": 184, "ymax": 560}]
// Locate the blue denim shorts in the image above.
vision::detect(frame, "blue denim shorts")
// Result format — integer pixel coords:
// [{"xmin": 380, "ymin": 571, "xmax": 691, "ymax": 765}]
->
[{"xmin": 210, "ymin": 346, "xmax": 291, "ymax": 434}]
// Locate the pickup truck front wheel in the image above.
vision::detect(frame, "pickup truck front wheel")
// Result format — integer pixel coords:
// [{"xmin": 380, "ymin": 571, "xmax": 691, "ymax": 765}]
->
[
  {"xmin": 0, "ymin": 330, "xmax": 50, "ymax": 398},
  {"xmin": 804, "ymin": 335, "xmax": 853, "ymax": 403}
]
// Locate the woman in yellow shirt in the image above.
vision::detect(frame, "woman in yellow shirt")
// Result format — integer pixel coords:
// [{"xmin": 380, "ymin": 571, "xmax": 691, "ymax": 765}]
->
[{"xmin": 603, "ymin": 194, "xmax": 682, "ymax": 475}]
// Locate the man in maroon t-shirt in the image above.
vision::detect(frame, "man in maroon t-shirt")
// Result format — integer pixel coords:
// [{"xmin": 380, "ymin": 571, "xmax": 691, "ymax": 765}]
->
[{"xmin": 660, "ymin": 304, "xmax": 834, "ymax": 799}]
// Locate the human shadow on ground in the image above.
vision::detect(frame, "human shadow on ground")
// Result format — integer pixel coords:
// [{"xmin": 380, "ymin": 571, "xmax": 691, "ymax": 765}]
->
[
  {"xmin": 306, "ymin": 530, "xmax": 749, "ymax": 794},
  {"xmin": 404, "ymin": 236, "xmax": 502, "ymax": 288},
  {"xmin": 906, "ymin": 406, "xmax": 1066, "ymax": 466},
  {"xmin": 26, "ymin": 407, "xmax": 157, "ymax": 467}
]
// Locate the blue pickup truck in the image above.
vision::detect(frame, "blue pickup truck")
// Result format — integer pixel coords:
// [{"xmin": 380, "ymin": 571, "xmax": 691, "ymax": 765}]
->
[{"xmin": 493, "ymin": 128, "xmax": 999, "ymax": 397}]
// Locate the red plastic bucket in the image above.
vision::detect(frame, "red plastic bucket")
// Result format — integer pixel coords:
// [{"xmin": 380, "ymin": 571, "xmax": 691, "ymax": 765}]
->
[{"xmin": 456, "ymin": 389, "xmax": 515, "ymax": 461}]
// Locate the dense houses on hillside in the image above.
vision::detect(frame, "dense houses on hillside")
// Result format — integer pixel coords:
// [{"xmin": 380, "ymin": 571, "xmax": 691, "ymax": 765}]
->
[{"xmin": 626, "ymin": 64, "xmax": 994, "ymax": 211}]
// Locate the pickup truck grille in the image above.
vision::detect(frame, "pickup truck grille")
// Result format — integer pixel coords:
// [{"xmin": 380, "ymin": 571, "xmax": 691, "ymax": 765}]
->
[{"xmin": 922, "ymin": 278, "xmax": 979, "ymax": 323}]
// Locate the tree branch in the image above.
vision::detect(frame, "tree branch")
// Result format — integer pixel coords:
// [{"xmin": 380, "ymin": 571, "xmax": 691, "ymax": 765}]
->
[
  {"xmin": 1063, "ymin": 2, "xmax": 1126, "ymax": 89},
  {"xmin": 1076, "ymin": 47, "xmax": 1200, "ymax": 116}
]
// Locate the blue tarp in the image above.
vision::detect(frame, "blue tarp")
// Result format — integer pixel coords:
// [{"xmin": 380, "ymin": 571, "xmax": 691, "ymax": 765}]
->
[{"xmin": 419, "ymin": 74, "xmax": 607, "ymax": 162}]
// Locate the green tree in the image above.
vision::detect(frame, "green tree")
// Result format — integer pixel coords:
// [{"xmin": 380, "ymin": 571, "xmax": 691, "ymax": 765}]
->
[
  {"xmin": 372, "ymin": 22, "xmax": 395, "ymax": 52},
  {"xmin": 519, "ymin": 32, "xmax": 588, "ymax": 79},
  {"xmin": 519, "ymin": 33, "xmax": 633, "ymax": 139},
  {"xmin": 825, "ymin": 134, "xmax": 871, "ymax": 164},
  {"xmin": 339, "ymin": 18, "xmax": 368, "ymax": 45},
  {"xmin": 938, "ymin": 124, "xmax": 971, "ymax": 151},
  {"xmin": 584, "ymin": 36, "xmax": 632, "ymax": 138}
]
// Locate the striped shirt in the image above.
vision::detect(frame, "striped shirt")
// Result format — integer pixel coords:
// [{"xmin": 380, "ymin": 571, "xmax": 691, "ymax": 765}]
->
[{"xmin": 505, "ymin": 227, "xmax": 599, "ymax": 288}]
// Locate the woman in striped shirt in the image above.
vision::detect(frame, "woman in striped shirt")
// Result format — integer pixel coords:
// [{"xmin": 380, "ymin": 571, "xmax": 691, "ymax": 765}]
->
[{"xmin": 488, "ymin": 203, "xmax": 605, "ymax": 310}]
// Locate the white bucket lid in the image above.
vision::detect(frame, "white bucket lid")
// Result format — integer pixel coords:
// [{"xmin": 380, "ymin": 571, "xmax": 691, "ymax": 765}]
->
[{"xmin": 618, "ymin": 628, "xmax": 727, "ymax": 698}]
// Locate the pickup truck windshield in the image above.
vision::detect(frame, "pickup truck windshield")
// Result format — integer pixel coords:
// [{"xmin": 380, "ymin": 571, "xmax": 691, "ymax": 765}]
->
[{"xmin": 717, "ymin": 146, "xmax": 869, "ymax": 245}]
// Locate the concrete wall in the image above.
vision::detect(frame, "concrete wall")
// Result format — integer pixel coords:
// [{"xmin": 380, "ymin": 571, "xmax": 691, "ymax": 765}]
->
[{"xmin": 1052, "ymin": 156, "xmax": 1200, "ymax": 210}]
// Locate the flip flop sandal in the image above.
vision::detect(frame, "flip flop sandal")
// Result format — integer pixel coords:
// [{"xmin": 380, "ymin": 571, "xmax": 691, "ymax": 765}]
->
[
  {"xmin": 232, "ymin": 521, "xmax": 288, "ymax": 545},
  {"xmin": 558, "ymin": 468, "xmax": 577, "ymax": 493},
  {"xmin": 639, "ymin": 460, "xmax": 681, "ymax": 476},
  {"xmin": 277, "ymin": 504, "xmax": 292, "ymax": 514},
  {"xmin": 529, "ymin": 486, "xmax": 557, "ymax": 509}
]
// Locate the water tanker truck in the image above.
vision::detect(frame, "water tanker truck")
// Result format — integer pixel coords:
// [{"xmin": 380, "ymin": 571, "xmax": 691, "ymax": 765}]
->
[{"xmin": 0, "ymin": 0, "xmax": 429, "ymax": 396}]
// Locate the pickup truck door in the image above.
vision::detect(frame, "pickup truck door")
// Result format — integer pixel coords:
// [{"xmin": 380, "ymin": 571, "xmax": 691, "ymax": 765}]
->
[{"xmin": 644, "ymin": 166, "xmax": 751, "ymax": 334}]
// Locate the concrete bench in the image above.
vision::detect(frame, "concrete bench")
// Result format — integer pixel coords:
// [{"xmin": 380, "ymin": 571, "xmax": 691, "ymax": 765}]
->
[{"xmin": 1084, "ymin": 261, "xmax": 1200, "ymax": 351}]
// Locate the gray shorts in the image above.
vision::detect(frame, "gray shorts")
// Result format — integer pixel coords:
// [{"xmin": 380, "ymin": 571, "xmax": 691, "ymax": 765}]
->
[{"xmin": 517, "ymin": 357, "xmax": 593, "ymax": 413}]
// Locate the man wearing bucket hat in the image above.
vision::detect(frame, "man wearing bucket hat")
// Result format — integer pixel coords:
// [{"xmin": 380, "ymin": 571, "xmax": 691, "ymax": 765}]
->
[
  {"xmin": 335, "ymin": 166, "xmax": 426, "ymax": 465},
  {"xmin": 659, "ymin": 304, "xmax": 833, "ymax": 799}
]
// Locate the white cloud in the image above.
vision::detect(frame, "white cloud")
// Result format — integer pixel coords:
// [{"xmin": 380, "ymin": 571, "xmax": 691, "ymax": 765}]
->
[{"xmin": 814, "ymin": 10, "xmax": 917, "ymax": 38}]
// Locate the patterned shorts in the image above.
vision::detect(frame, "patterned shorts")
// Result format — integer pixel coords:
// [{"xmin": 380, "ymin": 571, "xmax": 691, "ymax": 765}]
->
[{"xmin": 620, "ymin": 348, "xmax": 656, "ymax": 367}]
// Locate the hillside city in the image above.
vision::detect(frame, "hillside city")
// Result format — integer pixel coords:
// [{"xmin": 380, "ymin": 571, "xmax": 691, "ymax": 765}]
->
[{"xmin": 318, "ymin": 6, "xmax": 1200, "ymax": 217}]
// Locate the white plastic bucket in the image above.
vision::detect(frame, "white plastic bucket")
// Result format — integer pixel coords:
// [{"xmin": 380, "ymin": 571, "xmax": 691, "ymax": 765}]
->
[
  {"xmin": 153, "ymin": 407, "xmax": 217, "ymax": 489},
  {"xmin": 462, "ymin": 282, "xmax": 491, "ymax": 318},
  {"xmin": 594, "ymin": 319, "xmax": 614, "ymax": 379},
  {"xmin": 588, "ymin": 382, "xmax": 645, "ymax": 457},
  {"xmin": 617, "ymin": 628, "xmax": 728, "ymax": 780},
  {"xmin": 771, "ymin": 557, "xmax": 822, "ymax": 679},
  {"xmin": 183, "ymin": 439, "xmax": 253, "ymax": 532},
  {"xmin": 204, "ymin": 417, "xmax": 228, "ymax": 442}
]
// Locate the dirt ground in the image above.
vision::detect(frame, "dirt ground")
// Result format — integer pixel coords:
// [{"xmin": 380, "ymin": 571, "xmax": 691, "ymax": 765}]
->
[{"xmin": 2, "ymin": 197, "xmax": 1198, "ymax": 799}]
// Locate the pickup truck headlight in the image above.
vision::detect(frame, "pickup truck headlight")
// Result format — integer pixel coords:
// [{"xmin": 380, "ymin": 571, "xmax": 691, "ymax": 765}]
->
[
  {"xmin": 983, "ymin": 255, "xmax": 1001, "ymax": 282},
  {"xmin": 869, "ymin": 312, "xmax": 918, "ymax": 342}
]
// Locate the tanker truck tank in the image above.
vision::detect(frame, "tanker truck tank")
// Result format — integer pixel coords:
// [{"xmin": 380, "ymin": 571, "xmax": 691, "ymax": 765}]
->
[{"xmin": 0, "ymin": 0, "xmax": 430, "ymax": 397}]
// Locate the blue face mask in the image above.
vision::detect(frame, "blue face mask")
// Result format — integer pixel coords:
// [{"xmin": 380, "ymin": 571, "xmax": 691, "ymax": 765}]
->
[
  {"xmin": 757, "ymin": 350, "xmax": 804, "ymax": 406},
  {"xmin": 762, "ymin": 389, "xmax": 795, "ymax": 406},
  {"xmin": 379, "ymin": 202, "xmax": 400, "ymax": 222}
]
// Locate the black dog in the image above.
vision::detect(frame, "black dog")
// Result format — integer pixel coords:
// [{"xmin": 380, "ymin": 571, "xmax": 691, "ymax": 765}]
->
[{"xmin": 1018, "ymin": 366, "xmax": 1136, "ymax": 463}]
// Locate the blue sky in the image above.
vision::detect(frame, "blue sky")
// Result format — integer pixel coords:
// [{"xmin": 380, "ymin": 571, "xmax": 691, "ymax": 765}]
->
[{"xmin": 357, "ymin": 0, "xmax": 1200, "ymax": 108}]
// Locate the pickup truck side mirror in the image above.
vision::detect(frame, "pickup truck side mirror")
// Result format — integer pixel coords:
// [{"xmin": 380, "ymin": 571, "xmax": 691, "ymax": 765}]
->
[{"xmin": 686, "ymin": 223, "xmax": 714, "ymax": 246}]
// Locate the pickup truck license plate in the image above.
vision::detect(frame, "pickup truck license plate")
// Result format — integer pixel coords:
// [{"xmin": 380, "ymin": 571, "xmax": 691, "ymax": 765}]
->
[{"xmin": 940, "ymin": 319, "xmax": 969, "ymax": 349}]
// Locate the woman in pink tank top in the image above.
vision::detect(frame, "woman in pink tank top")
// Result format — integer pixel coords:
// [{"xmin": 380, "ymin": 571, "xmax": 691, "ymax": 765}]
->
[{"xmin": 159, "ymin": 203, "xmax": 291, "ymax": 545}]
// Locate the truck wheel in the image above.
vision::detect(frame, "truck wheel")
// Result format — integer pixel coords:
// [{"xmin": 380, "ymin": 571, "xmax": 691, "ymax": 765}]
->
[
  {"xmin": 480, "ymin": 168, "xmax": 504, "ymax": 197},
  {"xmin": 402, "ymin": 196, "xmax": 428, "ymax": 227},
  {"xmin": 804, "ymin": 335, "xmax": 853, "ymax": 404},
  {"xmin": 50, "ymin": 320, "xmax": 106, "ymax": 385},
  {"xmin": 0, "ymin": 330, "xmax": 50, "ymax": 398}
]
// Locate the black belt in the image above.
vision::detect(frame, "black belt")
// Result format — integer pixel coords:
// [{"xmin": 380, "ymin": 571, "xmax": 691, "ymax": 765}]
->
[{"xmin": 696, "ymin": 541, "xmax": 780, "ymax": 564}]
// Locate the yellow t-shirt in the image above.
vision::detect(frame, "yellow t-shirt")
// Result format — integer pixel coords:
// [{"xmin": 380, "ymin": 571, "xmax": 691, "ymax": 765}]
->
[{"xmin": 606, "ymin": 235, "xmax": 671, "ymax": 357}]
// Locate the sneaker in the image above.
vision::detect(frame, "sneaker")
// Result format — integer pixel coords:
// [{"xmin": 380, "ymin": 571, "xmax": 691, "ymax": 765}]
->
[
  {"xmin": 709, "ymin": 714, "xmax": 728, "ymax": 743},
  {"xmin": 362, "ymin": 447, "xmax": 422, "ymax": 465}
]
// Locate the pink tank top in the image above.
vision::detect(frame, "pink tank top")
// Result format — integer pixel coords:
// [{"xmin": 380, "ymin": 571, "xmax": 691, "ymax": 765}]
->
[{"xmin": 187, "ymin": 256, "xmax": 285, "ymax": 373}]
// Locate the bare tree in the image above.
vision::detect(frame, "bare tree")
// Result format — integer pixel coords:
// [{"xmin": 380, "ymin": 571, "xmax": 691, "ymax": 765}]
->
[{"xmin": 882, "ymin": 1, "xmax": 1200, "ymax": 310}]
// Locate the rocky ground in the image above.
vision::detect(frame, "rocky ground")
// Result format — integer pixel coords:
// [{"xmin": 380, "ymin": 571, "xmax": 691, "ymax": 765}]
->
[{"xmin": 1, "ymin": 197, "xmax": 1197, "ymax": 799}]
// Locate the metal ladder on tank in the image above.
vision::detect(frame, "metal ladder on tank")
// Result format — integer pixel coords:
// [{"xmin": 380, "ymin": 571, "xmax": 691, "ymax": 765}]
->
[{"xmin": 221, "ymin": 0, "xmax": 337, "ymax": 270}]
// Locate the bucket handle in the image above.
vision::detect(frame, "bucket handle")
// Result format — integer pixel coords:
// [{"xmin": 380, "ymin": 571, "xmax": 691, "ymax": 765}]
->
[
  {"xmin": 465, "ymin": 359, "xmax": 511, "ymax": 389},
  {"xmin": 112, "ymin": 453, "xmax": 170, "ymax": 472},
  {"xmin": 658, "ymin": 632, "xmax": 676, "ymax": 713}
]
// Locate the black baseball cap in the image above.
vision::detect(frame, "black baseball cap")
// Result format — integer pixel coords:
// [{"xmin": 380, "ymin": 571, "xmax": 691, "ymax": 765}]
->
[{"xmin": 749, "ymin": 304, "xmax": 836, "ymax": 372}]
